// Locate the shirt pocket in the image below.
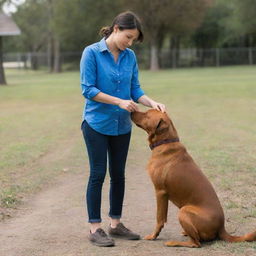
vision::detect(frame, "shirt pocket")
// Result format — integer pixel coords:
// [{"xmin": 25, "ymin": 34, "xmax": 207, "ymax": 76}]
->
[
  {"xmin": 97, "ymin": 70, "xmax": 117, "ymax": 94},
  {"xmin": 122, "ymin": 67, "xmax": 133, "ymax": 83}
]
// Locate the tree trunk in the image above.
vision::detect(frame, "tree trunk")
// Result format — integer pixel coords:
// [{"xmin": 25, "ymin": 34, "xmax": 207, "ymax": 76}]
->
[
  {"xmin": 47, "ymin": 33, "xmax": 54, "ymax": 72},
  {"xmin": 157, "ymin": 28, "xmax": 165, "ymax": 69},
  {"xmin": 31, "ymin": 53, "xmax": 38, "ymax": 70},
  {"xmin": 150, "ymin": 42, "xmax": 159, "ymax": 71},
  {"xmin": 53, "ymin": 37, "xmax": 61, "ymax": 73},
  {"xmin": 170, "ymin": 36, "xmax": 180, "ymax": 68},
  {"xmin": 0, "ymin": 37, "xmax": 7, "ymax": 85}
]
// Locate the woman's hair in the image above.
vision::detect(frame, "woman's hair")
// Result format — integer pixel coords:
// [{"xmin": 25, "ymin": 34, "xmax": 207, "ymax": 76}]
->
[{"xmin": 99, "ymin": 11, "xmax": 144, "ymax": 42}]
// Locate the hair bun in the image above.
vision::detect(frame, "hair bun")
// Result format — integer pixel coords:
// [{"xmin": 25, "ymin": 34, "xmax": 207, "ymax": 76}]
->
[{"xmin": 99, "ymin": 26, "xmax": 112, "ymax": 38}]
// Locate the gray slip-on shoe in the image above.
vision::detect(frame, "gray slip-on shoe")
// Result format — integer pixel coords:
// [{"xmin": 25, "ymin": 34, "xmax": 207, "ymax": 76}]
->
[
  {"xmin": 108, "ymin": 223, "xmax": 140, "ymax": 240},
  {"xmin": 88, "ymin": 228, "xmax": 115, "ymax": 247}
]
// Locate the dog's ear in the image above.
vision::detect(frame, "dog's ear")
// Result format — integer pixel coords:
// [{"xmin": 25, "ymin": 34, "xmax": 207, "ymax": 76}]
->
[{"xmin": 155, "ymin": 118, "xmax": 169, "ymax": 135}]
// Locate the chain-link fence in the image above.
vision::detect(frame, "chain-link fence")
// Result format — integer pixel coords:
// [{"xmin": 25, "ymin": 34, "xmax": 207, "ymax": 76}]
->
[
  {"xmin": 3, "ymin": 48, "xmax": 256, "ymax": 70},
  {"xmin": 3, "ymin": 52, "xmax": 82, "ymax": 70},
  {"xmin": 158, "ymin": 48, "xmax": 256, "ymax": 68}
]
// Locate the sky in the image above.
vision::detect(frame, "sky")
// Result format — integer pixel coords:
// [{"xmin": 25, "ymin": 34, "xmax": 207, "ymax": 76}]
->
[{"xmin": 2, "ymin": 0, "xmax": 26, "ymax": 15}]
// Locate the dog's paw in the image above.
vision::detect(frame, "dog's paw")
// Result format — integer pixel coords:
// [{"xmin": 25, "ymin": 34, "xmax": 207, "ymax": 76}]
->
[
  {"xmin": 181, "ymin": 231, "xmax": 188, "ymax": 236},
  {"xmin": 144, "ymin": 234, "xmax": 157, "ymax": 240}
]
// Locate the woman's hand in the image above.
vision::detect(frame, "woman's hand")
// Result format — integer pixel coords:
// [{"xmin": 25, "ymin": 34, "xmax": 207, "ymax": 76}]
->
[
  {"xmin": 118, "ymin": 99, "xmax": 139, "ymax": 112},
  {"xmin": 137, "ymin": 95, "xmax": 166, "ymax": 113},
  {"xmin": 150, "ymin": 100, "xmax": 166, "ymax": 113}
]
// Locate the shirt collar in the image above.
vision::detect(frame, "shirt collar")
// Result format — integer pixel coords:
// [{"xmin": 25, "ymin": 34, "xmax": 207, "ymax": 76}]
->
[
  {"xmin": 99, "ymin": 38, "xmax": 128, "ymax": 56},
  {"xmin": 99, "ymin": 38, "xmax": 110, "ymax": 52}
]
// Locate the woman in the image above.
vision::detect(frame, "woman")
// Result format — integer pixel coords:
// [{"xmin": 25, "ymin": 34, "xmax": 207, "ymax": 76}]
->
[{"xmin": 80, "ymin": 11, "xmax": 165, "ymax": 247}]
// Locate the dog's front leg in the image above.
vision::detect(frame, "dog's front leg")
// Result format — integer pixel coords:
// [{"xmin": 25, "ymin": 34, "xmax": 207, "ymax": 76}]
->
[{"xmin": 144, "ymin": 190, "xmax": 168, "ymax": 240}]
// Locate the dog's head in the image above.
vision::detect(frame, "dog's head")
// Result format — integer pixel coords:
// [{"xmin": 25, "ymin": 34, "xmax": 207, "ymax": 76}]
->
[{"xmin": 131, "ymin": 109, "xmax": 178, "ymax": 144}]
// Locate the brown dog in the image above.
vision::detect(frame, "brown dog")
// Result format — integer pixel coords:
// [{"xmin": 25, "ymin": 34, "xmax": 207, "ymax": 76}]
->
[{"xmin": 131, "ymin": 109, "xmax": 256, "ymax": 248}]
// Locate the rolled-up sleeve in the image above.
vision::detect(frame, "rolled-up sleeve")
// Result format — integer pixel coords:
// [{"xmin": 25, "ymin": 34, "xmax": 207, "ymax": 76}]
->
[
  {"xmin": 130, "ymin": 54, "xmax": 145, "ymax": 102},
  {"xmin": 80, "ymin": 48, "xmax": 100, "ymax": 99}
]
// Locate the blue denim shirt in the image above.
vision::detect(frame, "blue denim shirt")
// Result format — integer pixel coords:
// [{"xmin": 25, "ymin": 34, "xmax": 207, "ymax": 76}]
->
[{"xmin": 80, "ymin": 38, "xmax": 145, "ymax": 135}]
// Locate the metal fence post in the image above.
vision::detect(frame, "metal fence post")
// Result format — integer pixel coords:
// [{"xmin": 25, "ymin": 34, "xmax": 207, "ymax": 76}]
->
[
  {"xmin": 172, "ymin": 48, "xmax": 177, "ymax": 68},
  {"xmin": 248, "ymin": 48, "xmax": 253, "ymax": 65},
  {"xmin": 17, "ymin": 52, "xmax": 21, "ymax": 69},
  {"xmin": 216, "ymin": 48, "xmax": 220, "ymax": 67}
]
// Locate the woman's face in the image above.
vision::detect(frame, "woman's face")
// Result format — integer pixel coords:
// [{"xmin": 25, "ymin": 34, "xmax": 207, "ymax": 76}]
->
[{"xmin": 113, "ymin": 26, "xmax": 139, "ymax": 51}]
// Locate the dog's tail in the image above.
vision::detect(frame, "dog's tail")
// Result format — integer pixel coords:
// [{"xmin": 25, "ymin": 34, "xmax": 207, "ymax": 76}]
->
[{"xmin": 219, "ymin": 227, "xmax": 256, "ymax": 242}]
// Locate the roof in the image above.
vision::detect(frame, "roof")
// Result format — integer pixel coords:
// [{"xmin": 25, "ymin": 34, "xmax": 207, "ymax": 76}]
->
[{"xmin": 0, "ymin": 11, "xmax": 21, "ymax": 36}]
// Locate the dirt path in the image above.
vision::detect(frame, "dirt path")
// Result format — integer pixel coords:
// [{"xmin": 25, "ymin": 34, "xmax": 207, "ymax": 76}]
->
[{"xmin": 0, "ymin": 161, "xmax": 254, "ymax": 256}]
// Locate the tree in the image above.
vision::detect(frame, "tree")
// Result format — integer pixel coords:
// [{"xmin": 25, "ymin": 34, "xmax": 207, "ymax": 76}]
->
[
  {"xmin": 0, "ymin": 11, "xmax": 21, "ymax": 85},
  {"xmin": 122, "ymin": 0, "xmax": 212, "ymax": 70},
  {"xmin": 226, "ymin": 0, "xmax": 256, "ymax": 47},
  {"xmin": 10, "ymin": 0, "xmax": 123, "ymax": 72},
  {"xmin": 192, "ymin": 2, "xmax": 229, "ymax": 49},
  {"xmin": 194, "ymin": 0, "xmax": 256, "ymax": 49},
  {"xmin": 0, "ymin": 35, "xmax": 7, "ymax": 85},
  {"xmin": 11, "ymin": 0, "xmax": 48, "ymax": 70}
]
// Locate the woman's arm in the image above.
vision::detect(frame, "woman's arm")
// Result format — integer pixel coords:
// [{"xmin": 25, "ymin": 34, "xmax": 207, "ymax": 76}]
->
[
  {"xmin": 138, "ymin": 95, "xmax": 166, "ymax": 112},
  {"xmin": 92, "ymin": 92, "xmax": 139, "ymax": 112},
  {"xmin": 129, "ymin": 53, "xmax": 165, "ymax": 113}
]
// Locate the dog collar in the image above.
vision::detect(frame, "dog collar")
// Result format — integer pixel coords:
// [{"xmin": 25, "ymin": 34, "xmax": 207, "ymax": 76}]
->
[{"xmin": 149, "ymin": 138, "xmax": 180, "ymax": 150}]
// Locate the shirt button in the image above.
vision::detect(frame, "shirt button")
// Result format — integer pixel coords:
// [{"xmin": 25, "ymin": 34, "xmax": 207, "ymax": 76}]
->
[
  {"xmin": 115, "ymin": 120, "xmax": 118, "ymax": 122},
  {"xmin": 117, "ymin": 81, "xmax": 120, "ymax": 83},
  {"xmin": 117, "ymin": 89, "xmax": 120, "ymax": 92}
]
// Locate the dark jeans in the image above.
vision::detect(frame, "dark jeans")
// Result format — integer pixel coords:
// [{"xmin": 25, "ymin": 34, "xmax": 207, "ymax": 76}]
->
[{"xmin": 81, "ymin": 120, "xmax": 131, "ymax": 223}]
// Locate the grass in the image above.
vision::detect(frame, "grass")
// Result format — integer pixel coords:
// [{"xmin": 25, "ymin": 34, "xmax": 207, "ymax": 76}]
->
[
  {"xmin": 1, "ymin": 67, "xmax": 255, "ymax": 203},
  {"xmin": 0, "ymin": 70, "xmax": 85, "ymax": 208},
  {"xmin": 0, "ymin": 67, "xmax": 255, "ymax": 230}
]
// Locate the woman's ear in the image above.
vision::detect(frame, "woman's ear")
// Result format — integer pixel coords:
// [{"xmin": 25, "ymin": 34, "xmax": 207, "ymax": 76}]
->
[{"xmin": 113, "ymin": 25, "xmax": 119, "ymax": 33}]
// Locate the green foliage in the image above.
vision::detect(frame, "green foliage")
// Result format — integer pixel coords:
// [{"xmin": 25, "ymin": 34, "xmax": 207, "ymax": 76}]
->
[
  {"xmin": 234, "ymin": 0, "xmax": 256, "ymax": 35},
  {"xmin": 51, "ymin": 0, "xmax": 122, "ymax": 51},
  {"xmin": 192, "ymin": 1, "xmax": 232, "ymax": 48},
  {"xmin": 4, "ymin": 0, "xmax": 123, "ymax": 53},
  {"xmin": 190, "ymin": 0, "xmax": 256, "ymax": 48},
  {"xmin": 11, "ymin": 0, "xmax": 48, "ymax": 52},
  {"xmin": 2, "ymin": 0, "xmax": 256, "ymax": 62},
  {"xmin": 122, "ymin": 0, "xmax": 212, "ymax": 40}
]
